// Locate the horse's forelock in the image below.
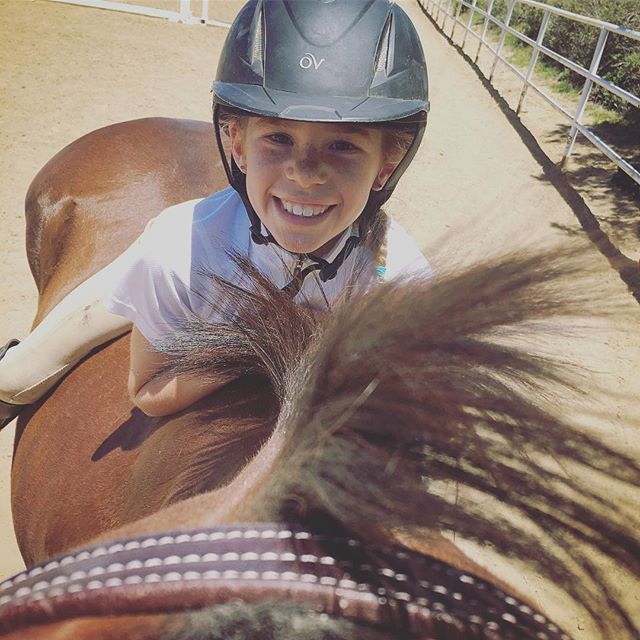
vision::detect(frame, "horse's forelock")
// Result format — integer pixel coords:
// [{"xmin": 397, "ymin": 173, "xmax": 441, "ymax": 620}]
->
[
  {"xmin": 156, "ymin": 248, "xmax": 639, "ymax": 639},
  {"xmin": 152, "ymin": 254, "xmax": 318, "ymax": 401}
]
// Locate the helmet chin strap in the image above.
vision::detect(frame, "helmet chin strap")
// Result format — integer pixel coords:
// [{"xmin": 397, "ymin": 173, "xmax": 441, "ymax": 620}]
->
[
  {"xmin": 213, "ymin": 107, "xmax": 273, "ymax": 246},
  {"xmin": 212, "ymin": 105, "xmax": 426, "ymax": 286}
]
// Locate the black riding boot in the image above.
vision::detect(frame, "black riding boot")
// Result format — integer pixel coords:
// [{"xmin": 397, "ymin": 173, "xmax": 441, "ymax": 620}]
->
[{"xmin": 0, "ymin": 339, "xmax": 24, "ymax": 430}]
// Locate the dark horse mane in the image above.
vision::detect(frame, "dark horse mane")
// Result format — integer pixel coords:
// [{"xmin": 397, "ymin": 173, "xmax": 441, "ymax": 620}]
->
[{"xmin": 153, "ymin": 247, "xmax": 640, "ymax": 639}]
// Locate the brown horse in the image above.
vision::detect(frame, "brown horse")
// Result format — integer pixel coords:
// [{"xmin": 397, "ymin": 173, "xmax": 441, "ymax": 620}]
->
[{"xmin": 2, "ymin": 118, "xmax": 639, "ymax": 639}]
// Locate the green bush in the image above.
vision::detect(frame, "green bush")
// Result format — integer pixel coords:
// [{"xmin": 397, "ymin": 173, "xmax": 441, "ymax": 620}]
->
[{"xmin": 455, "ymin": 0, "xmax": 640, "ymax": 118}]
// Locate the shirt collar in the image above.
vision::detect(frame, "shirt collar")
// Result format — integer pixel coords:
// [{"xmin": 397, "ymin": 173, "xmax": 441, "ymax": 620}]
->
[{"xmin": 259, "ymin": 221, "xmax": 359, "ymax": 264}]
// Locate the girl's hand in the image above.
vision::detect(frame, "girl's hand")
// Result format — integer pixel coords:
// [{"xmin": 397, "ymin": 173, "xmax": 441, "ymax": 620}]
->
[{"xmin": 128, "ymin": 326, "xmax": 228, "ymax": 417}]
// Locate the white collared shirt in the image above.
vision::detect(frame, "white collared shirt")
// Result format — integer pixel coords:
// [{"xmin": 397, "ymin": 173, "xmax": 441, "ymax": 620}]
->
[{"xmin": 105, "ymin": 187, "xmax": 430, "ymax": 343}]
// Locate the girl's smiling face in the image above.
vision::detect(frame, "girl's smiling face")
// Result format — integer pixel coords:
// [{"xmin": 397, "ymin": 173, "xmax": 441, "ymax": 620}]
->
[{"xmin": 229, "ymin": 117, "xmax": 396, "ymax": 255}]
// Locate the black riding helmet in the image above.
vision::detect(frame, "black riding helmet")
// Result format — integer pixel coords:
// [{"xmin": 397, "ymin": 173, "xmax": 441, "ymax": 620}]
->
[{"xmin": 212, "ymin": 0, "xmax": 429, "ymax": 282}]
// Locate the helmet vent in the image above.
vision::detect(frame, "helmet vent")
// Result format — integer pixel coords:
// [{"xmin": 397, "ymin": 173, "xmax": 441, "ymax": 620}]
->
[
  {"xmin": 375, "ymin": 13, "xmax": 392, "ymax": 76},
  {"xmin": 251, "ymin": 5, "xmax": 264, "ymax": 68}
]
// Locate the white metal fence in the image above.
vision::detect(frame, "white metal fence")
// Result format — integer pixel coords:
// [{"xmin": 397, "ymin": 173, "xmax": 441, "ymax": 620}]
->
[
  {"xmin": 416, "ymin": 0, "xmax": 640, "ymax": 188},
  {"xmin": 47, "ymin": 0, "xmax": 640, "ymax": 188},
  {"xmin": 48, "ymin": 0, "xmax": 232, "ymax": 28}
]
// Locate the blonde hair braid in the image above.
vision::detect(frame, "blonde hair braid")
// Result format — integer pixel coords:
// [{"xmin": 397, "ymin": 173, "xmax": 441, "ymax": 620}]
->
[{"xmin": 363, "ymin": 208, "xmax": 389, "ymax": 285}]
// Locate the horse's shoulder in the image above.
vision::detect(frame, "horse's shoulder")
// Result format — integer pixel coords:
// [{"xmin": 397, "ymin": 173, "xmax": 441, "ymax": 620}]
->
[
  {"xmin": 27, "ymin": 117, "xmax": 214, "ymax": 206},
  {"xmin": 24, "ymin": 117, "xmax": 226, "ymax": 303}
]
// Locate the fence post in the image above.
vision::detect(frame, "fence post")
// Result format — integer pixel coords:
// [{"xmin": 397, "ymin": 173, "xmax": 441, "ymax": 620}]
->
[
  {"xmin": 178, "ymin": 0, "xmax": 191, "ymax": 23},
  {"xmin": 201, "ymin": 0, "xmax": 208, "ymax": 22},
  {"xmin": 451, "ymin": 1, "xmax": 464, "ymax": 39},
  {"xmin": 443, "ymin": 0, "xmax": 454, "ymax": 32},
  {"xmin": 563, "ymin": 27, "xmax": 609, "ymax": 160},
  {"xmin": 461, "ymin": 0, "xmax": 478, "ymax": 49},
  {"xmin": 489, "ymin": 0, "xmax": 517, "ymax": 82},
  {"xmin": 474, "ymin": 0, "xmax": 495, "ymax": 63},
  {"xmin": 516, "ymin": 9, "xmax": 551, "ymax": 114}
]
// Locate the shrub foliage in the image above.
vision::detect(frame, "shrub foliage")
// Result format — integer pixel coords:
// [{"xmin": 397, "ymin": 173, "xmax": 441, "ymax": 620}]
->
[{"xmin": 458, "ymin": 0, "xmax": 640, "ymax": 118}]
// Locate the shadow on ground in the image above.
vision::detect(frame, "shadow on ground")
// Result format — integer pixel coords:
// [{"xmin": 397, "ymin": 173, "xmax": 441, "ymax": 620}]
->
[
  {"xmin": 418, "ymin": 5, "xmax": 640, "ymax": 303},
  {"xmin": 542, "ymin": 122, "xmax": 640, "ymax": 247}
]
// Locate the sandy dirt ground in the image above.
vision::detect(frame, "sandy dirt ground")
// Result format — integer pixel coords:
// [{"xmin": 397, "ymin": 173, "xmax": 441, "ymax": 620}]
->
[{"xmin": 0, "ymin": 0, "xmax": 639, "ymax": 637}]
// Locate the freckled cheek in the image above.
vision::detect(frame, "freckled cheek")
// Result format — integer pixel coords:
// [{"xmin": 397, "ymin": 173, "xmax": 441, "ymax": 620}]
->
[
  {"xmin": 252, "ymin": 147, "xmax": 289, "ymax": 168},
  {"xmin": 333, "ymin": 155, "xmax": 380, "ymax": 181},
  {"xmin": 332, "ymin": 160, "xmax": 381, "ymax": 201},
  {"xmin": 245, "ymin": 150, "xmax": 287, "ymax": 202}
]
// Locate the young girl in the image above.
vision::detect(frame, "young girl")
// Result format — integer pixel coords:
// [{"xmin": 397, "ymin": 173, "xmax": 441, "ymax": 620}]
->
[{"xmin": 0, "ymin": 0, "xmax": 430, "ymax": 425}]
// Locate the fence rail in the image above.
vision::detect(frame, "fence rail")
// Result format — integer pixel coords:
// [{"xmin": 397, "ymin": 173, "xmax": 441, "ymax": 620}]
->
[
  {"xmin": 416, "ymin": 0, "xmax": 640, "ymax": 188},
  {"xmin": 48, "ymin": 0, "xmax": 232, "ymax": 28}
]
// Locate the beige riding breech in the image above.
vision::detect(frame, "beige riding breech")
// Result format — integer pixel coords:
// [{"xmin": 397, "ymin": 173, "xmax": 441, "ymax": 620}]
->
[{"xmin": 0, "ymin": 218, "xmax": 160, "ymax": 406}]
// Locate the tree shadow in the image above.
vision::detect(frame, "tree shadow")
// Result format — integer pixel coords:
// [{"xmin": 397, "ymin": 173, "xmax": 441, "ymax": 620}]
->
[
  {"xmin": 417, "ymin": 5, "xmax": 640, "ymax": 303},
  {"xmin": 541, "ymin": 123, "xmax": 640, "ymax": 244}
]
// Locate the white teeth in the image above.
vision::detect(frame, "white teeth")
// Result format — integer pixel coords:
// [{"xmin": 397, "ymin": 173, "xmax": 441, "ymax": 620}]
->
[{"xmin": 280, "ymin": 199, "xmax": 330, "ymax": 217}]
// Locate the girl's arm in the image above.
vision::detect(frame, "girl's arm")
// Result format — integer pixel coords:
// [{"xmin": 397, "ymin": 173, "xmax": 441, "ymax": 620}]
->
[{"xmin": 128, "ymin": 326, "xmax": 227, "ymax": 417}]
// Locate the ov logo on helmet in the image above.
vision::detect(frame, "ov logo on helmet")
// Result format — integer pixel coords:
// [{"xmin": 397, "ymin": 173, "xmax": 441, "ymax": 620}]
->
[{"xmin": 299, "ymin": 53, "xmax": 325, "ymax": 70}]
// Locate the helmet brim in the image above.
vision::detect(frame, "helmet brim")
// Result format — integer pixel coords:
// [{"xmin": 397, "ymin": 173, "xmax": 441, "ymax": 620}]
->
[{"xmin": 213, "ymin": 81, "xmax": 429, "ymax": 123}]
